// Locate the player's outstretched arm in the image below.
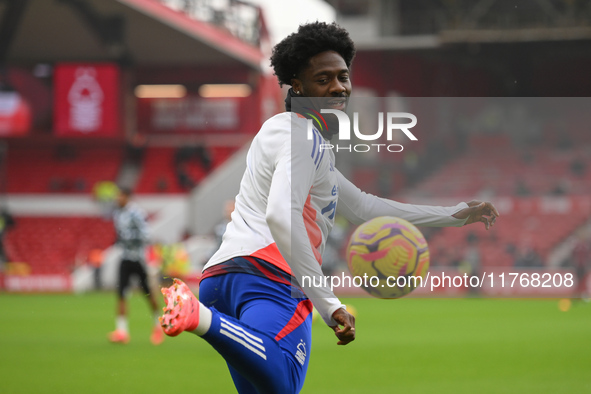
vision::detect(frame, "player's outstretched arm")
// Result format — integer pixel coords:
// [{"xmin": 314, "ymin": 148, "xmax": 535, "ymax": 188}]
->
[
  {"xmin": 336, "ymin": 170, "xmax": 468, "ymax": 228},
  {"xmin": 331, "ymin": 308, "xmax": 356, "ymax": 345},
  {"xmin": 452, "ymin": 200, "xmax": 500, "ymax": 230}
]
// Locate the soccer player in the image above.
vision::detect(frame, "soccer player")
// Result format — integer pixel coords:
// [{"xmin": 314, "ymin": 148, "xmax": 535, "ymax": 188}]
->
[
  {"xmin": 108, "ymin": 187, "xmax": 164, "ymax": 345},
  {"xmin": 160, "ymin": 22, "xmax": 499, "ymax": 393}
]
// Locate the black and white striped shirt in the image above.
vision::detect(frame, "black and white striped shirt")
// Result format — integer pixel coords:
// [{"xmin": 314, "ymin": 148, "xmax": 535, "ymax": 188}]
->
[{"xmin": 113, "ymin": 203, "xmax": 149, "ymax": 263}]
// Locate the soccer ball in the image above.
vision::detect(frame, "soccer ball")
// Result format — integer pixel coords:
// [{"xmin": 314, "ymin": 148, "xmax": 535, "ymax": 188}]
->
[{"xmin": 346, "ymin": 216, "xmax": 430, "ymax": 298}]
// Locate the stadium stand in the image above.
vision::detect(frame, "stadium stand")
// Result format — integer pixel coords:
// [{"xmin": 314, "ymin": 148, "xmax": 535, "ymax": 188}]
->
[
  {"xmin": 413, "ymin": 147, "xmax": 591, "ymax": 198},
  {"xmin": 5, "ymin": 217, "xmax": 115, "ymax": 274},
  {"xmin": 406, "ymin": 137, "xmax": 591, "ymax": 268},
  {"xmin": 0, "ymin": 0, "xmax": 273, "ymax": 292},
  {"xmin": 6, "ymin": 146, "xmax": 123, "ymax": 194},
  {"xmin": 427, "ymin": 210, "xmax": 589, "ymax": 268},
  {"xmin": 134, "ymin": 146, "xmax": 239, "ymax": 193}
]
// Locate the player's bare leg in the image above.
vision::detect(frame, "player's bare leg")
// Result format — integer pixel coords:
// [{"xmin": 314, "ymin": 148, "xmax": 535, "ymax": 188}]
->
[{"xmin": 108, "ymin": 299, "xmax": 130, "ymax": 344}]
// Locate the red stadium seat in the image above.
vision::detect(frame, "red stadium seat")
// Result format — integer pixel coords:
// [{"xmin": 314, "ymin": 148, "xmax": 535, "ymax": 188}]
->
[
  {"xmin": 4, "ymin": 217, "xmax": 115, "ymax": 275},
  {"xmin": 6, "ymin": 146, "xmax": 123, "ymax": 194}
]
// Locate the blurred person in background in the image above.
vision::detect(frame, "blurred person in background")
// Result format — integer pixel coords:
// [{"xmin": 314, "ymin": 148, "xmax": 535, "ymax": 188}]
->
[
  {"xmin": 211, "ymin": 200, "xmax": 236, "ymax": 255},
  {"xmin": 571, "ymin": 231, "xmax": 591, "ymax": 300},
  {"xmin": 92, "ymin": 180, "xmax": 119, "ymax": 218},
  {"xmin": 514, "ymin": 241, "xmax": 543, "ymax": 268},
  {"xmin": 87, "ymin": 247, "xmax": 103, "ymax": 290},
  {"xmin": 462, "ymin": 234, "xmax": 481, "ymax": 295},
  {"xmin": 75, "ymin": 245, "xmax": 104, "ymax": 290},
  {"xmin": 0, "ymin": 208, "xmax": 15, "ymax": 269},
  {"xmin": 108, "ymin": 187, "xmax": 163, "ymax": 345}
]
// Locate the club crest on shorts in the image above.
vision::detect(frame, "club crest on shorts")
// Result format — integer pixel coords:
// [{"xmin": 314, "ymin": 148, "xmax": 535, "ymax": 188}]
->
[{"xmin": 295, "ymin": 340, "xmax": 307, "ymax": 366}]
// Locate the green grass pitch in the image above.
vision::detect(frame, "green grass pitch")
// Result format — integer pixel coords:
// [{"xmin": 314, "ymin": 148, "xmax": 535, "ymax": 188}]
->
[{"xmin": 1, "ymin": 292, "xmax": 590, "ymax": 393}]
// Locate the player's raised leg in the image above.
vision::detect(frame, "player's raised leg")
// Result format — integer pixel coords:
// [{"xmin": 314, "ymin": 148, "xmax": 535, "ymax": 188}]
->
[{"xmin": 160, "ymin": 277, "xmax": 308, "ymax": 393}]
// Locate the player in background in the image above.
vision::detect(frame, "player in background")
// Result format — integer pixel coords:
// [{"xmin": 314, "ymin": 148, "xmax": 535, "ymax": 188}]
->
[
  {"xmin": 108, "ymin": 187, "xmax": 164, "ymax": 345},
  {"xmin": 0, "ymin": 208, "xmax": 15, "ymax": 271},
  {"xmin": 159, "ymin": 22, "xmax": 499, "ymax": 393}
]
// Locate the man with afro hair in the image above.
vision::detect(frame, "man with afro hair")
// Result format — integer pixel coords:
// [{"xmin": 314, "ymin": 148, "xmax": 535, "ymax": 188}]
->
[
  {"xmin": 159, "ymin": 22, "xmax": 499, "ymax": 393},
  {"xmin": 270, "ymin": 22, "xmax": 356, "ymax": 88}
]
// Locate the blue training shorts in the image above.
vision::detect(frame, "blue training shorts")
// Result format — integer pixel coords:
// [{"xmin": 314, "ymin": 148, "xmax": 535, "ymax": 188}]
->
[{"xmin": 199, "ymin": 270, "xmax": 313, "ymax": 394}]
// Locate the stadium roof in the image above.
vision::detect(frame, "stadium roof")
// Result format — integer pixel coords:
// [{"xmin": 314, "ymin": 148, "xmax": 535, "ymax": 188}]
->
[{"xmin": 0, "ymin": 0, "xmax": 264, "ymax": 70}]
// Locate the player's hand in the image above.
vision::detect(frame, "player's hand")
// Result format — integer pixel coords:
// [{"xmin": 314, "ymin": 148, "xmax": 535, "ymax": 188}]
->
[
  {"xmin": 453, "ymin": 200, "xmax": 500, "ymax": 230},
  {"xmin": 330, "ymin": 307, "xmax": 356, "ymax": 345}
]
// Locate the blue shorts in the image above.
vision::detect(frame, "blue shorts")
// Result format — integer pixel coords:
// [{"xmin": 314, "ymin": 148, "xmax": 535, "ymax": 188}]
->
[{"xmin": 199, "ymin": 271, "xmax": 313, "ymax": 394}]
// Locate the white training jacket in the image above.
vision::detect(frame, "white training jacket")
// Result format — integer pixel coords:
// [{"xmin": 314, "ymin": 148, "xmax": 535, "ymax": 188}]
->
[{"xmin": 205, "ymin": 112, "xmax": 468, "ymax": 326}]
